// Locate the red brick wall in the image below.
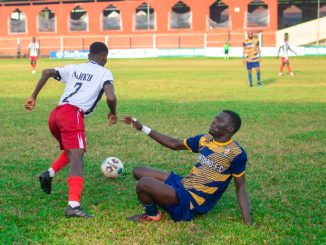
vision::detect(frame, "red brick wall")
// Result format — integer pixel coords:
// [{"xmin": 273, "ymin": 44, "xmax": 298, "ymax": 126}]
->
[{"xmin": 0, "ymin": 0, "xmax": 277, "ymax": 55}]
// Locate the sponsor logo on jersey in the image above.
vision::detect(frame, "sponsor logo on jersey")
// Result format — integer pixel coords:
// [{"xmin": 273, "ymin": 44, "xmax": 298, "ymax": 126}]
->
[
  {"xmin": 198, "ymin": 154, "xmax": 227, "ymax": 173},
  {"xmin": 223, "ymin": 148, "xmax": 230, "ymax": 155}
]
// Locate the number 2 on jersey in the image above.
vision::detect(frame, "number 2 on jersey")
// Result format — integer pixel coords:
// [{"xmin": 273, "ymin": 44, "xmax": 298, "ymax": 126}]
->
[{"xmin": 62, "ymin": 82, "xmax": 82, "ymax": 102}]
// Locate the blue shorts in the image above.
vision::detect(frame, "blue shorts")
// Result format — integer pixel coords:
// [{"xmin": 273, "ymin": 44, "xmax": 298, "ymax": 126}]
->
[
  {"xmin": 159, "ymin": 172, "xmax": 196, "ymax": 221},
  {"xmin": 246, "ymin": 61, "xmax": 260, "ymax": 70}
]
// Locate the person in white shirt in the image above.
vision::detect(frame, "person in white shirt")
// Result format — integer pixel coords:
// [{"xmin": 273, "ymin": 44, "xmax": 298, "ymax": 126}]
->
[
  {"xmin": 277, "ymin": 33, "xmax": 297, "ymax": 76},
  {"xmin": 28, "ymin": 37, "xmax": 40, "ymax": 74},
  {"xmin": 24, "ymin": 42, "xmax": 117, "ymax": 218}
]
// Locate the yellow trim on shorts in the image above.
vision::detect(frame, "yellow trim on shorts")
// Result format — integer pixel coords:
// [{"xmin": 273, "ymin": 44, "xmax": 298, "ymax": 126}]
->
[
  {"xmin": 232, "ymin": 171, "xmax": 245, "ymax": 178},
  {"xmin": 188, "ymin": 190, "xmax": 205, "ymax": 206},
  {"xmin": 190, "ymin": 202, "xmax": 194, "ymax": 210}
]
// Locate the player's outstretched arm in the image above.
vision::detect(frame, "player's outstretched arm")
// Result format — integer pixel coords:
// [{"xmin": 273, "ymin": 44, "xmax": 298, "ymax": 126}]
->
[
  {"xmin": 104, "ymin": 83, "xmax": 117, "ymax": 126},
  {"xmin": 234, "ymin": 175, "xmax": 252, "ymax": 225},
  {"xmin": 24, "ymin": 69, "xmax": 57, "ymax": 111},
  {"xmin": 122, "ymin": 116, "xmax": 187, "ymax": 151}
]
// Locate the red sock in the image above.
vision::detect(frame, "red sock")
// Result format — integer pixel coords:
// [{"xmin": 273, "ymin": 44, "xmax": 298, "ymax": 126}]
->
[
  {"xmin": 280, "ymin": 64, "xmax": 284, "ymax": 73},
  {"xmin": 68, "ymin": 176, "xmax": 84, "ymax": 202},
  {"xmin": 287, "ymin": 65, "xmax": 292, "ymax": 73},
  {"xmin": 51, "ymin": 151, "xmax": 70, "ymax": 173}
]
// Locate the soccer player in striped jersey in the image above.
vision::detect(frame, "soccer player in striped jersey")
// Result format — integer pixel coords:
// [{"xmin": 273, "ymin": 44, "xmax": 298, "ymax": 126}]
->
[
  {"xmin": 243, "ymin": 31, "xmax": 262, "ymax": 87},
  {"xmin": 28, "ymin": 37, "xmax": 40, "ymax": 74},
  {"xmin": 122, "ymin": 111, "xmax": 251, "ymax": 224},
  {"xmin": 277, "ymin": 33, "xmax": 297, "ymax": 76},
  {"xmin": 24, "ymin": 42, "xmax": 117, "ymax": 218}
]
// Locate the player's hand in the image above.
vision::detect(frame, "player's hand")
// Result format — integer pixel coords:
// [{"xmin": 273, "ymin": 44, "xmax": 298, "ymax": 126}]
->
[
  {"xmin": 24, "ymin": 97, "xmax": 36, "ymax": 111},
  {"xmin": 121, "ymin": 116, "xmax": 142, "ymax": 131},
  {"xmin": 108, "ymin": 112, "xmax": 117, "ymax": 126},
  {"xmin": 242, "ymin": 59, "xmax": 246, "ymax": 65}
]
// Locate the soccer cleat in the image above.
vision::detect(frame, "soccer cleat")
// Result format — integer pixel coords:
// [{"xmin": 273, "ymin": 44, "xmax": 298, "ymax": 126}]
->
[
  {"xmin": 65, "ymin": 206, "xmax": 94, "ymax": 218},
  {"xmin": 127, "ymin": 210, "xmax": 162, "ymax": 223},
  {"xmin": 278, "ymin": 72, "xmax": 283, "ymax": 76},
  {"xmin": 257, "ymin": 82, "xmax": 263, "ymax": 87},
  {"xmin": 39, "ymin": 171, "xmax": 53, "ymax": 194},
  {"xmin": 289, "ymin": 72, "xmax": 295, "ymax": 76},
  {"xmin": 32, "ymin": 69, "xmax": 36, "ymax": 74}
]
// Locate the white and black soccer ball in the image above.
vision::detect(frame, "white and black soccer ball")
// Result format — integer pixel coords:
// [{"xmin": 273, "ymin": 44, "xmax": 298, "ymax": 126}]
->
[{"xmin": 101, "ymin": 157, "xmax": 124, "ymax": 178}]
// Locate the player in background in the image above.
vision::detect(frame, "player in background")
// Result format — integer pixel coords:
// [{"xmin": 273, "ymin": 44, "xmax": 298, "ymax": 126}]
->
[
  {"xmin": 24, "ymin": 42, "xmax": 117, "ymax": 218},
  {"xmin": 277, "ymin": 33, "xmax": 297, "ymax": 76},
  {"xmin": 243, "ymin": 31, "xmax": 262, "ymax": 87},
  {"xmin": 122, "ymin": 111, "xmax": 251, "ymax": 224},
  {"xmin": 28, "ymin": 37, "xmax": 40, "ymax": 74},
  {"xmin": 224, "ymin": 42, "xmax": 230, "ymax": 60}
]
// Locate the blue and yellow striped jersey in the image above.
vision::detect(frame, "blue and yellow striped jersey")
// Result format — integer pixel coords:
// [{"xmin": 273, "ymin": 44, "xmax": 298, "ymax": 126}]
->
[
  {"xmin": 243, "ymin": 38, "xmax": 260, "ymax": 62},
  {"xmin": 182, "ymin": 134, "xmax": 247, "ymax": 214}
]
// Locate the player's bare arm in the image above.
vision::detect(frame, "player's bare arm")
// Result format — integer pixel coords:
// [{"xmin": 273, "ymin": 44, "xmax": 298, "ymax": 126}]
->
[
  {"xmin": 277, "ymin": 46, "xmax": 282, "ymax": 59},
  {"xmin": 234, "ymin": 174, "xmax": 251, "ymax": 225},
  {"xmin": 24, "ymin": 69, "xmax": 57, "ymax": 111},
  {"xmin": 122, "ymin": 116, "xmax": 187, "ymax": 151},
  {"xmin": 288, "ymin": 46, "xmax": 297, "ymax": 55},
  {"xmin": 104, "ymin": 83, "xmax": 117, "ymax": 126}
]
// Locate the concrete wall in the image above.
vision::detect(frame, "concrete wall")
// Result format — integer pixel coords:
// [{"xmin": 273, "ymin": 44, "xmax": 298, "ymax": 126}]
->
[{"xmin": 277, "ymin": 16, "xmax": 326, "ymax": 47}]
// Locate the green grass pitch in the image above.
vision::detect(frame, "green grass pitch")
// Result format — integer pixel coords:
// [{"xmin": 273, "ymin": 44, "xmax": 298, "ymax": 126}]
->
[{"xmin": 0, "ymin": 56, "xmax": 325, "ymax": 244}]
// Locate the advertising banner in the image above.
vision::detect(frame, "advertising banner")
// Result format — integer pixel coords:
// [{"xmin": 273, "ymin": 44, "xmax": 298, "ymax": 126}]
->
[{"xmin": 50, "ymin": 47, "xmax": 324, "ymax": 59}]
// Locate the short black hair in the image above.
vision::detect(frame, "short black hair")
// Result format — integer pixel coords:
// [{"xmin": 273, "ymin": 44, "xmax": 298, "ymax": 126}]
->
[
  {"xmin": 223, "ymin": 110, "xmax": 242, "ymax": 133},
  {"xmin": 90, "ymin": 42, "xmax": 108, "ymax": 54}
]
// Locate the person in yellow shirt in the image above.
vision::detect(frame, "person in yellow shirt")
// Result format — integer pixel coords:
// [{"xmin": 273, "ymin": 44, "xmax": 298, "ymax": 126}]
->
[
  {"xmin": 122, "ymin": 110, "xmax": 251, "ymax": 224},
  {"xmin": 243, "ymin": 31, "xmax": 262, "ymax": 87}
]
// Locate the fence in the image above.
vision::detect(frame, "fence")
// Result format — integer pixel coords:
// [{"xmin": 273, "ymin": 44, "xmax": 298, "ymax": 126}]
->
[{"xmin": 0, "ymin": 31, "xmax": 276, "ymax": 57}]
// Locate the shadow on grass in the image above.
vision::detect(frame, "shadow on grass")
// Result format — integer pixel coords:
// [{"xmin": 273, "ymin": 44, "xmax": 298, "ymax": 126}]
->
[{"xmin": 262, "ymin": 77, "xmax": 278, "ymax": 86}]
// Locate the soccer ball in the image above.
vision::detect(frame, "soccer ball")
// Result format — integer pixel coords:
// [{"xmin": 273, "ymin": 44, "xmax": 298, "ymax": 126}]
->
[{"xmin": 101, "ymin": 157, "xmax": 124, "ymax": 178}]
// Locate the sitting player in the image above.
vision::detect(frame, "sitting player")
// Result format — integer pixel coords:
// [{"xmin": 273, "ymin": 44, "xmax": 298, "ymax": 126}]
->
[{"xmin": 122, "ymin": 110, "xmax": 251, "ymax": 224}]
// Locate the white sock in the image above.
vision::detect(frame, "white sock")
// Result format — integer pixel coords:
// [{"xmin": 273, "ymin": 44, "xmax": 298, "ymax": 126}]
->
[
  {"xmin": 68, "ymin": 201, "xmax": 80, "ymax": 208},
  {"xmin": 48, "ymin": 168, "xmax": 55, "ymax": 177}
]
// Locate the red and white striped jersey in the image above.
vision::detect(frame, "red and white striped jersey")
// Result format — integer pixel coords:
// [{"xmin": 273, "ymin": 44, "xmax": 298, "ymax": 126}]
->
[{"xmin": 28, "ymin": 42, "xmax": 39, "ymax": 57}]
